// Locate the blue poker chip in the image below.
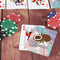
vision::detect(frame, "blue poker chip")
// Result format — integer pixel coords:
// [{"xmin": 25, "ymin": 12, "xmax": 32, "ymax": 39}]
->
[{"xmin": 47, "ymin": 12, "xmax": 57, "ymax": 19}]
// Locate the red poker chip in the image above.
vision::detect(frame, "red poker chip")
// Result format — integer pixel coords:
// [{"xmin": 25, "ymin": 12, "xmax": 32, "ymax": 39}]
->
[
  {"xmin": 47, "ymin": 13, "xmax": 60, "ymax": 29},
  {"xmin": 3, "ymin": 13, "xmax": 21, "ymax": 24}
]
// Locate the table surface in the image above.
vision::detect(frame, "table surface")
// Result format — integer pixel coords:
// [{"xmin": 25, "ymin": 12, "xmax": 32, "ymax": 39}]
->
[{"xmin": 0, "ymin": 9, "xmax": 60, "ymax": 60}]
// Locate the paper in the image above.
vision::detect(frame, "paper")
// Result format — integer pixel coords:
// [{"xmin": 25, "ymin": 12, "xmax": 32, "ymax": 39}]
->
[
  {"xmin": 25, "ymin": 27, "xmax": 57, "ymax": 57},
  {"xmin": 28, "ymin": 0, "xmax": 50, "ymax": 9},
  {"xmin": 0, "ymin": 0, "xmax": 5, "ymax": 9},
  {"xmin": 50, "ymin": 0, "xmax": 60, "ymax": 8},
  {"xmin": 7, "ymin": 0, "xmax": 27, "ymax": 9},
  {"xmin": 19, "ymin": 24, "xmax": 45, "ymax": 50}
]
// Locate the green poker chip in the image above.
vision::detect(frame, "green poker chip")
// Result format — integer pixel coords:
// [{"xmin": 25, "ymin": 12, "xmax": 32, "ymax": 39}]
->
[{"xmin": 1, "ymin": 19, "xmax": 18, "ymax": 36}]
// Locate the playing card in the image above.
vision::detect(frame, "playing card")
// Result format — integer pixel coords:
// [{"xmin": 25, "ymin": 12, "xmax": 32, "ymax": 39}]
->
[
  {"xmin": 25, "ymin": 27, "xmax": 57, "ymax": 57},
  {"xmin": 50, "ymin": 0, "xmax": 60, "ymax": 8},
  {"xmin": 28, "ymin": 0, "xmax": 50, "ymax": 9},
  {"xmin": 7, "ymin": 0, "xmax": 27, "ymax": 9},
  {"xmin": 19, "ymin": 24, "xmax": 45, "ymax": 51},
  {"xmin": 0, "ymin": 0, "xmax": 5, "ymax": 9}
]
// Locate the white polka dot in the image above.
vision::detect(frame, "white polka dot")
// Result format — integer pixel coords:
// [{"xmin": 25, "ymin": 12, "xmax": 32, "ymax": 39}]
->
[
  {"xmin": 0, "ymin": 20, "xmax": 1, "ymax": 21},
  {"xmin": 10, "ymin": 30, "xmax": 12, "ymax": 32},
  {"xmin": 18, "ymin": 15, "xmax": 20, "ymax": 16},
  {"xmin": 15, "ymin": 27, "xmax": 18, "ymax": 29},
  {"xmin": 14, "ymin": 22, "xmax": 15, "ymax": 24},
  {"xmin": 48, "ymin": 24, "xmax": 50, "ymax": 27},
  {"xmin": 47, "ymin": 15, "xmax": 49, "ymax": 18},
  {"xmin": 0, "ymin": 38, "xmax": 1, "ymax": 40},
  {"xmin": 19, "ymin": 19, "xmax": 21, "ymax": 21},
  {"xmin": 55, "ymin": 15, "xmax": 56, "ymax": 17},
  {"xmin": 1, "ymin": 30, "xmax": 5, "ymax": 31},
  {"xmin": 7, "ymin": 15, "xmax": 9, "ymax": 17},
  {"xmin": 12, "ymin": 13, "xmax": 14, "ymax": 15},
  {"xmin": 5, "ymin": 32, "xmax": 7, "ymax": 33},
  {"xmin": 5, "ymin": 28, "xmax": 8, "ymax": 30},
  {"xmin": 3, "ymin": 34, "xmax": 5, "ymax": 36},
  {"xmin": 3, "ymin": 18, "xmax": 5, "ymax": 19},
  {"xmin": 59, "ymin": 24, "xmax": 60, "ymax": 26},
  {"xmin": 53, "ymin": 27, "xmax": 56, "ymax": 29},
  {"xmin": 1, "ymin": 25, "xmax": 3, "ymax": 27},
  {"xmin": 9, "ymin": 19, "xmax": 11, "ymax": 20},
  {"xmin": 9, "ymin": 34, "xmax": 11, "ymax": 36},
  {"xmin": 53, "ymin": 17, "xmax": 55, "ymax": 18},
  {"xmin": 59, "ymin": 18, "xmax": 60, "ymax": 20},
  {"xmin": 3, "ymin": 21, "xmax": 4, "ymax": 22},
  {"xmin": 50, "ymin": 12, "xmax": 52, "ymax": 14},
  {"xmin": 48, "ymin": 19, "xmax": 50, "ymax": 21},
  {"xmin": 12, "ymin": 32, "xmax": 15, "ymax": 34},
  {"xmin": 12, "ymin": 27, "xmax": 14, "ymax": 29},
  {"xmin": 56, "ymin": 12, "xmax": 58, "ymax": 14}
]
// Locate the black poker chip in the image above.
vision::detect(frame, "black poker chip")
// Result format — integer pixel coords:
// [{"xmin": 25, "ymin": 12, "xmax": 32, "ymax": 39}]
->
[{"xmin": 0, "ymin": 30, "xmax": 6, "ymax": 40}]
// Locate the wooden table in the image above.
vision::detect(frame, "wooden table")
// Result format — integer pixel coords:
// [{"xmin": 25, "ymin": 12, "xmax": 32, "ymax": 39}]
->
[{"xmin": 0, "ymin": 9, "xmax": 60, "ymax": 60}]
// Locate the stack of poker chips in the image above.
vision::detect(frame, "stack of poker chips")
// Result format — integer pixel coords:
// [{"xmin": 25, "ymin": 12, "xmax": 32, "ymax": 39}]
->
[{"xmin": 0, "ymin": 13, "xmax": 21, "ymax": 40}]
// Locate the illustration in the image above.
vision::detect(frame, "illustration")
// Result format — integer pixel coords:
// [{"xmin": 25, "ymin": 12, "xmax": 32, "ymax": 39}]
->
[
  {"xmin": 10, "ymin": 0, "xmax": 24, "ymax": 6},
  {"xmin": 32, "ymin": 0, "xmax": 45, "ymax": 5}
]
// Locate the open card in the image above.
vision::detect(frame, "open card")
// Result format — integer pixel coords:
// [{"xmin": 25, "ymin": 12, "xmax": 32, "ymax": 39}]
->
[
  {"xmin": 28, "ymin": 0, "xmax": 50, "ymax": 9},
  {"xmin": 0, "ymin": 0, "xmax": 5, "ymax": 9},
  {"xmin": 19, "ymin": 24, "xmax": 45, "ymax": 51},
  {"xmin": 25, "ymin": 27, "xmax": 57, "ymax": 57},
  {"xmin": 7, "ymin": 0, "xmax": 27, "ymax": 9}
]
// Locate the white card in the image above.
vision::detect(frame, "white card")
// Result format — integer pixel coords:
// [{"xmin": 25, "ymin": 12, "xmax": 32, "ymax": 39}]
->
[
  {"xmin": 7, "ymin": 0, "xmax": 27, "ymax": 9},
  {"xmin": 0, "ymin": 0, "xmax": 5, "ymax": 9},
  {"xmin": 28, "ymin": 0, "xmax": 50, "ymax": 9},
  {"xmin": 19, "ymin": 24, "xmax": 45, "ymax": 51}
]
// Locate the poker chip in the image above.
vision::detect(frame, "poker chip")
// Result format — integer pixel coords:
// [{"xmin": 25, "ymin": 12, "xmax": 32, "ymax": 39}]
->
[
  {"xmin": 0, "ymin": 30, "xmax": 6, "ymax": 40},
  {"xmin": 0, "ymin": 20, "xmax": 2, "ymax": 30},
  {"xmin": 3, "ymin": 13, "xmax": 21, "ymax": 24},
  {"xmin": 0, "ymin": 20, "xmax": 2, "ymax": 24},
  {"xmin": 1, "ymin": 19, "xmax": 18, "ymax": 36},
  {"xmin": 47, "ymin": 13, "xmax": 60, "ymax": 29},
  {"xmin": 47, "ymin": 12, "xmax": 57, "ymax": 19}
]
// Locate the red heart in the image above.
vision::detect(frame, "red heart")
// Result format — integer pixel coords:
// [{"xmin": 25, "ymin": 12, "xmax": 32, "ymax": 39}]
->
[
  {"xmin": 21, "ymin": 3, "xmax": 23, "ymax": 5},
  {"xmin": 42, "ymin": 3, "xmax": 45, "ymax": 5},
  {"xmin": 0, "ymin": 6, "xmax": 1, "ymax": 8},
  {"xmin": 0, "ymin": 1, "xmax": 1, "ymax": 3}
]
